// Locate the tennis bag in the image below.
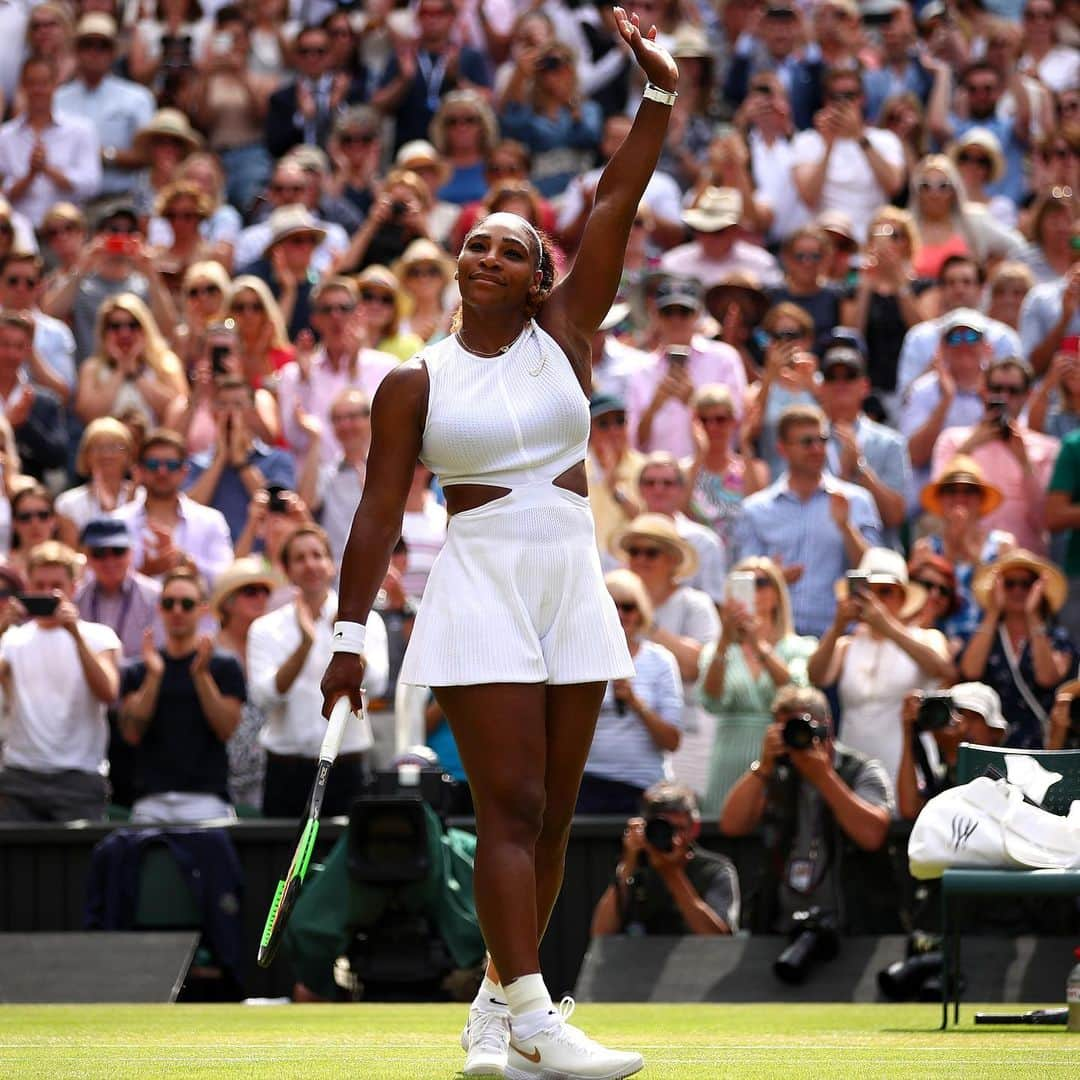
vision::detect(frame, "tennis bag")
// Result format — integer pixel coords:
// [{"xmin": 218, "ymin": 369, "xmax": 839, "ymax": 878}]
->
[{"xmin": 908, "ymin": 775, "xmax": 1080, "ymax": 880}]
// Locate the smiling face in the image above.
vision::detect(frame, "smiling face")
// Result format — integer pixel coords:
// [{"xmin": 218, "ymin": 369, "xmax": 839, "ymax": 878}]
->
[{"xmin": 458, "ymin": 213, "xmax": 541, "ymax": 312}]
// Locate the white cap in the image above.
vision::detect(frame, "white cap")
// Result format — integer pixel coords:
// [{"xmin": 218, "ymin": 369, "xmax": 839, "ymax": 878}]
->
[{"xmin": 949, "ymin": 682, "xmax": 1007, "ymax": 731}]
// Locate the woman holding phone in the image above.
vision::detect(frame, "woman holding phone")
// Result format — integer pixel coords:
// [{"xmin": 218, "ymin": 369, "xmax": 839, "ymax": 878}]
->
[
  {"xmin": 321, "ymin": 12, "xmax": 676, "ymax": 1078},
  {"xmin": 698, "ymin": 558, "xmax": 815, "ymax": 815}
]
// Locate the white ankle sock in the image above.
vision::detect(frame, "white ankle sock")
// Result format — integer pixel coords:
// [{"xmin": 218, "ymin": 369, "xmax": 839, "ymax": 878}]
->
[
  {"xmin": 472, "ymin": 974, "xmax": 508, "ymax": 1012},
  {"xmin": 504, "ymin": 974, "xmax": 554, "ymax": 1037}
]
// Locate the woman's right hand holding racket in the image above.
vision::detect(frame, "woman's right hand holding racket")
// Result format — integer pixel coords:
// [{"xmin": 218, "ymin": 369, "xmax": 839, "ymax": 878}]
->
[{"xmin": 320, "ymin": 651, "xmax": 367, "ymax": 719}]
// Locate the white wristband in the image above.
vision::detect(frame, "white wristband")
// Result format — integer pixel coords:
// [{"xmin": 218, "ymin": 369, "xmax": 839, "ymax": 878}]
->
[
  {"xmin": 643, "ymin": 82, "xmax": 678, "ymax": 107},
  {"xmin": 332, "ymin": 620, "xmax": 366, "ymax": 654}
]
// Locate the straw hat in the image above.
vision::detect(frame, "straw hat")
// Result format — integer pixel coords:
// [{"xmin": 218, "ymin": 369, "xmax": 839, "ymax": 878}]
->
[
  {"xmin": 609, "ymin": 514, "xmax": 699, "ymax": 581},
  {"xmin": 391, "ymin": 237, "xmax": 454, "ymax": 284},
  {"xmin": 948, "ymin": 127, "xmax": 1006, "ymax": 185},
  {"xmin": 920, "ymin": 455, "xmax": 1004, "ymax": 517},
  {"xmin": 394, "ymin": 140, "xmax": 451, "ymax": 186},
  {"xmin": 682, "ymin": 187, "xmax": 742, "ymax": 233},
  {"xmin": 972, "ymin": 549, "xmax": 1067, "ymax": 615},
  {"xmin": 705, "ymin": 272, "xmax": 769, "ymax": 326},
  {"xmin": 133, "ymin": 108, "xmax": 203, "ymax": 158},
  {"xmin": 262, "ymin": 205, "xmax": 327, "ymax": 257},
  {"xmin": 209, "ymin": 558, "xmax": 282, "ymax": 620}
]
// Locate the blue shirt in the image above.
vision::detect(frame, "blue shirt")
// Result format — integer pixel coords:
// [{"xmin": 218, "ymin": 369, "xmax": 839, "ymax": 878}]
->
[
  {"xmin": 951, "ymin": 114, "xmax": 1026, "ymax": 206},
  {"xmin": 734, "ymin": 474, "xmax": 881, "ymax": 637},
  {"xmin": 1020, "ymin": 280, "xmax": 1080, "ymax": 362},
  {"xmin": 826, "ymin": 414, "xmax": 911, "ymax": 550},
  {"xmin": 437, "ymin": 162, "xmax": 487, "ymax": 206},
  {"xmin": 185, "ymin": 441, "xmax": 296, "ymax": 542},
  {"xmin": 499, "ymin": 100, "xmax": 603, "ymax": 197}
]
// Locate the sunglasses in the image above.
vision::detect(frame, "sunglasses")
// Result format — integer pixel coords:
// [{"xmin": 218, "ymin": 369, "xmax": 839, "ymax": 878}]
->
[
  {"xmin": 236, "ymin": 583, "xmax": 271, "ymax": 598},
  {"xmin": 270, "ymin": 182, "xmax": 307, "ymax": 195},
  {"xmin": 488, "ymin": 163, "xmax": 523, "ymax": 177},
  {"xmin": 789, "ymin": 433, "xmax": 829, "ymax": 448},
  {"xmin": 15, "ymin": 509, "xmax": 52, "ymax": 522},
  {"xmin": 405, "ymin": 264, "xmax": 444, "ymax": 278},
  {"xmin": 4, "ymin": 274, "xmax": 38, "ymax": 288},
  {"xmin": 359, "ymin": 290, "xmax": 394, "ymax": 305},
  {"xmin": 869, "ymin": 584, "xmax": 902, "ymax": 599},
  {"xmin": 966, "ymin": 82, "xmax": 998, "ymax": 94},
  {"xmin": 772, "ymin": 328, "xmax": 805, "ymax": 342},
  {"xmin": 791, "ymin": 251, "xmax": 822, "ymax": 263},
  {"xmin": 917, "ymin": 180, "xmax": 954, "ymax": 194},
  {"xmin": 945, "ymin": 328, "xmax": 982, "ymax": 346},
  {"xmin": 77, "ymin": 38, "xmax": 113, "ymax": 51},
  {"xmin": 297, "ymin": 45, "xmax": 328, "ymax": 57},
  {"xmin": 165, "ymin": 210, "xmax": 202, "ymax": 222},
  {"xmin": 750, "ymin": 83, "xmax": 773, "ymax": 95},
  {"xmin": 938, "ymin": 482, "xmax": 982, "ymax": 497},
  {"xmin": 698, "ymin": 413, "xmax": 733, "ymax": 425},
  {"xmin": 957, "ymin": 152, "xmax": 992, "ymax": 168},
  {"xmin": 106, "ymin": 319, "xmax": 140, "ymax": 332},
  {"xmin": 985, "ymin": 382, "xmax": 1025, "ymax": 397},
  {"xmin": 626, "ymin": 545, "xmax": 664, "ymax": 559},
  {"xmin": 754, "ymin": 575, "xmax": 772, "ymax": 589},
  {"xmin": 230, "ymin": 301, "xmax": 263, "ymax": 314},
  {"xmin": 615, "ymin": 601, "xmax": 638, "ymax": 614},
  {"xmin": 822, "ymin": 367, "xmax": 860, "ymax": 383},
  {"xmin": 914, "ymin": 578, "xmax": 953, "ymax": 598},
  {"xmin": 161, "ymin": 595, "xmax": 198, "ymax": 611},
  {"xmin": 340, "ymin": 131, "xmax": 376, "ymax": 146},
  {"xmin": 1002, "ymin": 576, "xmax": 1037, "ymax": 591},
  {"xmin": 828, "ymin": 90, "xmax": 860, "ymax": 102},
  {"xmin": 186, "ymin": 283, "xmax": 221, "ymax": 298},
  {"xmin": 89, "ymin": 546, "xmax": 128, "ymax": 559},
  {"xmin": 659, "ymin": 306, "xmax": 696, "ymax": 318},
  {"xmin": 445, "ymin": 114, "xmax": 480, "ymax": 126},
  {"xmin": 44, "ymin": 221, "xmax": 80, "ymax": 239},
  {"xmin": 330, "ymin": 408, "xmax": 371, "ymax": 422},
  {"xmin": 639, "ymin": 477, "xmax": 680, "ymax": 488},
  {"xmin": 142, "ymin": 457, "xmax": 184, "ymax": 473},
  {"xmin": 315, "ymin": 302, "xmax": 355, "ymax": 315},
  {"xmin": 593, "ymin": 412, "xmax": 626, "ymax": 430}
]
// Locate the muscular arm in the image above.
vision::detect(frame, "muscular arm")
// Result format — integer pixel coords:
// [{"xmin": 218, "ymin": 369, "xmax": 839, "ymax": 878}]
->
[{"xmin": 336, "ymin": 365, "xmax": 428, "ymax": 628}]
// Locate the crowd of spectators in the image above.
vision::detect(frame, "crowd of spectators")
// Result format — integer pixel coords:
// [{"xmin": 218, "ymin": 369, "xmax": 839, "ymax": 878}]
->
[{"xmin": 0, "ymin": 0, "xmax": 1076, "ymax": 943}]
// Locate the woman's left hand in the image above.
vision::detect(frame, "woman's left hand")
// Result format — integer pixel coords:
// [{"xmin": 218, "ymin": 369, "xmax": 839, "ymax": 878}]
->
[
  {"xmin": 612, "ymin": 5, "xmax": 678, "ymax": 92},
  {"xmin": 1025, "ymin": 575, "xmax": 1046, "ymax": 618}
]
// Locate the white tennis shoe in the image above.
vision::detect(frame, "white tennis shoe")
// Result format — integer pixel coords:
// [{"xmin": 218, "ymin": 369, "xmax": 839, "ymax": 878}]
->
[
  {"xmin": 503, "ymin": 997, "xmax": 644, "ymax": 1080},
  {"xmin": 461, "ymin": 1005, "xmax": 511, "ymax": 1077}
]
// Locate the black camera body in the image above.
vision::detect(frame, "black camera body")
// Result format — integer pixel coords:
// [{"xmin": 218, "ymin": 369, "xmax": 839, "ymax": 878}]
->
[
  {"xmin": 916, "ymin": 691, "xmax": 954, "ymax": 733},
  {"xmin": 773, "ymin": 906, "xmax": 840, "ymax": 984},
  {"xmin": 782, "ymin": 713, "xmax": 828, "ymax": 751},
  {"xmin": 643, "ymin": 815, "xmax": 676, "ymax": 853},
  {"xmin": 389, "ymin": 199, "xmax": 408, "ymax": 220},
  {"xmin": 985, "ymin": 396, "xmax": 1011, "ymax": 438}
]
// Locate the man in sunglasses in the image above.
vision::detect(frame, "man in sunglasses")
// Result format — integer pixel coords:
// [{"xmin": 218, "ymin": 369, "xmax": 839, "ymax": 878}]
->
[
  {"xmin": 901, "ymin": 308, "xmax": 993, "ymax": 502},
  {"xmin": 932, "ymin": 355, "xmax": 1058, "ymax": 555},
  {"xmin": 588, "ymin": 392, "xmax": 644, "ymax": 567},
  {"xmin": 115, "ymin": 428, "xmax": 234, "ymax": 587},
  {"xmin": 0, "ymin": 542, "xmax": 120, "ymax": 822},
  {"xmin": 119, "ymin": 567, "xmax": 245, "ymax": 824},
  {"xmin": 817, "ymin": 338, "xmax": 910, "ymax": 549},
  {"xmin": 265, "ymin": 24, "xmax": 367, "ymax": 160}
]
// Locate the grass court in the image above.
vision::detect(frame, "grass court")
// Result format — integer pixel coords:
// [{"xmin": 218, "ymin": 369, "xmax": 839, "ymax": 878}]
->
[{"xmin": 1, "ymin": 1001, "xmax": 1075, "ymax": 1078}]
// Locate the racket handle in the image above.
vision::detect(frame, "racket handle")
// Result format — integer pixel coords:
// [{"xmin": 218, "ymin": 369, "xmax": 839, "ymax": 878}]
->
[{"xmin": 320, "ymin": 695, "xmax": 353, "ymax": 763}]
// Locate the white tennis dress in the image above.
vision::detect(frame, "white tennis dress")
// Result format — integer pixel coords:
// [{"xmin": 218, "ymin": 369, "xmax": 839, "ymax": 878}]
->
[{"xmin": 398, "ymin": 321, "xmax": 635, "ymax": 687}]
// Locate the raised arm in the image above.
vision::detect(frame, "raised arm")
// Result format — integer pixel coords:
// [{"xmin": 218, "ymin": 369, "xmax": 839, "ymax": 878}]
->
[
  {"xmin": 319, "ymin": 364, "xmax": 428, "ymax": 716},
  {"xmin": 545, "ymin": 9, "xmax": 677, "ymax": 337}
]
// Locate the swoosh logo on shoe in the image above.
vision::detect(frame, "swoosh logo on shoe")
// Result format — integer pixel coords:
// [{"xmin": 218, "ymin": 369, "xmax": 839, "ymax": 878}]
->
[{"xmin": 509, "ymin": 1041, "xmax": 541, "ymax": 1064}]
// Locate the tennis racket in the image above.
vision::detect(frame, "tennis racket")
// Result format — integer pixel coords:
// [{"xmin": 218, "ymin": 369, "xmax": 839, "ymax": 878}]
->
[{"xmin": 257, "ymin": 693, "xmax": 360, "ymax": 968}]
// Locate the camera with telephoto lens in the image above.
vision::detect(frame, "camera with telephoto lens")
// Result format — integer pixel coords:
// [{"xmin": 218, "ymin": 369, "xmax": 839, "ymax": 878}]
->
[
  {"xmin": 916, "ymin": 691, "xmax": 955, "ymax": 733},
  {"xmin": 1067, "ymin": 696, "xmax": 1080, "ymax": 738},
  {"xmin": 643, "ymin": 815, "xmax": 676, "ymax": 853},
  {"xmin": 878, "ymin": 931, "xmax": 945, "ymax": 1001},
  {"xmin": 773, "ymin": 906, "xmax": 840, "ymax": 984},
  {"xmin": 782, "ymin": 712, "xmax": 828, "ymax": 751}
]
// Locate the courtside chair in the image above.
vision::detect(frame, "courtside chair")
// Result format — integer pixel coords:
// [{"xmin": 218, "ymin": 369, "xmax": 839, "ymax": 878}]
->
[{"xmin": 939, "ymin": 744, "xmax": 1080, "ymax": 1028}]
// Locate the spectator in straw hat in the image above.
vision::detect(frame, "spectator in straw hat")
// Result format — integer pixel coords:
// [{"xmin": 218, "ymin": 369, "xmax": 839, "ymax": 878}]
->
[
  {"xmin": 960, "ymin": 550, "xmax": 1075, "ymax": 749},
  {"xmin": 913, "ymin": 455, "xmax": 1015, "ymax": 640},
  {"xmin": 611, "ymin": 513, "xmax": 720, "ymax": 799},
  {"xmin": 354, "ymin": 264, "xmax": 424, "ymax": 362},
  {"xmin": 54, "ymin": 14, "xmax": 155, "ymax": 199},
  {"xmin": 129, "ymin": 107, "xmax": 203, "ymax": 222},
  {"xmin": 660, "ymin": 186, "xmax": 782, "ymax": 290}
]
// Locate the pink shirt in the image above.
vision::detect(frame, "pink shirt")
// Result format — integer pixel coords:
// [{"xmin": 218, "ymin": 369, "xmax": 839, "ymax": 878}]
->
[
  {"xmin": 276, "ymin": 346, "xmax": 398, "ymax": 463},
  {"xmin": 626, "ymin": 337, "xmax": 746, "ymax": 458},
  {"xmin": 931, "ymin": 425, "xmax": 1060, "ymax": 555}
]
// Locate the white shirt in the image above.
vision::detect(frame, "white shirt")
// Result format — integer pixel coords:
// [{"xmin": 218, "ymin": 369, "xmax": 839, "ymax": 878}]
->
[
  {"xmin": 0, "ymin": 619, "xmax": 120, "ymax": 774},
  {"xmin": 659, "ymin": 238, "xmax": 783, "ymax": 289},
  {"xmin": 247, "ymin": 591, "xmax": 388, "ymax": 757},
  {"xmin": 0, "ymin": 0, "xmax": 30, "ymax": 104},
  {"xmin": 556, "ymin": 165, "xmax": 683, "ymax": 233},
  {"xmin": 54, "ymin": 75, "xmax": 155, "ymax": 197},
  {"xmin": 0, "ymin": 113, "xmax": 101, "ymax": 226},
  {"xmin": 30, "ymin": 308, "xmax": 76, "ymax": 391},
  {"xmin": 675, "ymin": 511, "xmax": 728, "ymax": 603},
  {"xmin": 749, "ymin": 129, "xmax": 811, "ymax": 242},
  {"xmin": 401, "ymin": 495, "xmax": 447, "ymax": 599},
  {"xmin": 115, "ymin": 492, "xmax": 234, "ymax": 586},
  {"xmin": 790, "ymin": 127, "xmax": 905, "ymax": 242}
]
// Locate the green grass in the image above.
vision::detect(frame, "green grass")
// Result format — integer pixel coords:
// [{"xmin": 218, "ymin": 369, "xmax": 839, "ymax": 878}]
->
[{"xmin": 0, "ymin": 1002, "xmax": 1076, "ymax": 1079}]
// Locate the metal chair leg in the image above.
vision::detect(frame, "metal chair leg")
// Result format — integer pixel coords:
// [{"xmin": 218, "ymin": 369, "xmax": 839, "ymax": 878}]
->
[
  {"xmin": 952, "ymin": 914, "xmax": 962, "ymax": 1025},
  {"xmin": 940, "ymin": 888, "xmax": 949, "ymax": 1030}
]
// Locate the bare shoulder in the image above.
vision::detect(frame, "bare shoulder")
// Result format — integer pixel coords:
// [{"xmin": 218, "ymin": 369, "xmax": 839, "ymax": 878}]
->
[{"xmin": 371, "ymin": 358, "xmax": 430, "ymax": 421}]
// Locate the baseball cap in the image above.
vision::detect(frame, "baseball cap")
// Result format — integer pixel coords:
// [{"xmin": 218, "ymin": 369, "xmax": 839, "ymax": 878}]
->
[
  {"xmin": 940, "ymin": 308, "xmax": 987, "ymax": 337},
  {"xmin": 590, "ymin": 392, "xmax": 627, "ymax": 418},
  {"xmin": 81, "ymin": 518, "xmax": 132, "ymax": 550},
  {"xmin": 655, "ymin": 277, "xmax": 703, "ymax": 311},
  {"xmin": 821, "ymin": 345, "xmax": 866, "ymax": 375}
]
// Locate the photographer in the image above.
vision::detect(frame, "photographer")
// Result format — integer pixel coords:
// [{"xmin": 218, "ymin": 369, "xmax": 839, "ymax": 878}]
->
[
  {"xmin": 1049, "ymin": 679, "xmax": 1080, "ymax": 752},
  {"xmin": 896, "ymin": 683, "xmax": 1007, "ymax": 821},
  {"xmin": 720, "ymin": 686, "xmax": 892, "ymax": 933},
  {"xmin": 590, "ymin": 781, "xmax": 738, "ymax": 938}
]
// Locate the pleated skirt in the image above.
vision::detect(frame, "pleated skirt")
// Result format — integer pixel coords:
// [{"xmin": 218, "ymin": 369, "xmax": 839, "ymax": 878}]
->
[{"xmin": 399, "ymin": 484, "xmax": 635, "ymax": 687}]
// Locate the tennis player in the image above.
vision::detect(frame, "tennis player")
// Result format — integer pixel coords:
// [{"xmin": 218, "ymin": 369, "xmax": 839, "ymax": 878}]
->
[{"xmin": 321, "ymin": 10, "xmax": 677, "ymax": 1077}]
